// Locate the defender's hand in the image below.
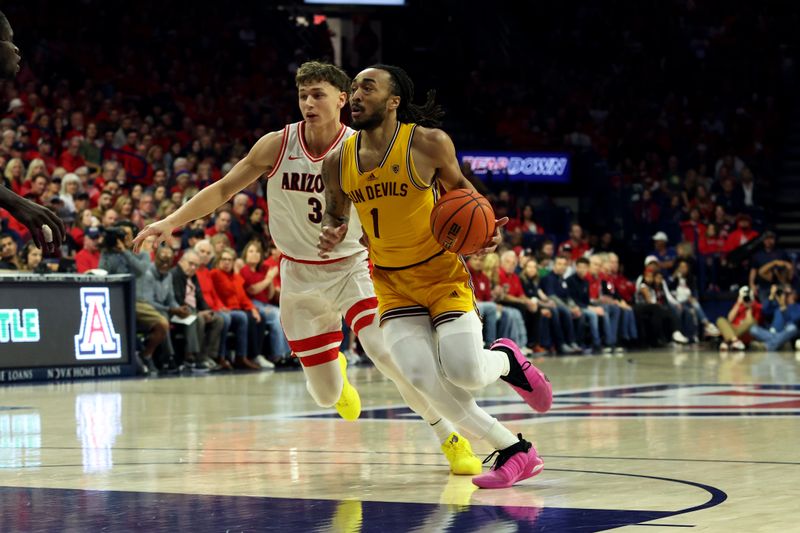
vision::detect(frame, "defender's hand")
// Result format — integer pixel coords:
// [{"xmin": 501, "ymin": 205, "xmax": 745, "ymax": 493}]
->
[
  {"xmin": 133, "ymin": 219, "xmax": 176, "ymax": 253},
  {"xmin": 476, "ymin": 217, "xmax": 509, "ymax": 257},
  {"xmin": 318, "ymin": 223, "xmax": 348, "ymax": 258}
]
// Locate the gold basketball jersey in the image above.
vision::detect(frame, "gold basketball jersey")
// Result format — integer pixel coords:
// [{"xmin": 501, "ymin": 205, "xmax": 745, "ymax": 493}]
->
[{"xmin": 340, "ymin": 122, "xmax": 443, "ymax": 269}]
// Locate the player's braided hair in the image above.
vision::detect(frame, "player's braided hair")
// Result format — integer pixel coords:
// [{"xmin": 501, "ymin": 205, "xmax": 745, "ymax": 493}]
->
[{"xmin": 369, "ymin": 64, "xmax": 444, "ymax": 128}]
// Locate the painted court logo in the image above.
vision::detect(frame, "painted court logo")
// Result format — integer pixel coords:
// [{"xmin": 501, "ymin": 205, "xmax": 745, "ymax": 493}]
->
[{"xmin": 74, "ymin": 288, "xmax": 121, "ymax": 360}]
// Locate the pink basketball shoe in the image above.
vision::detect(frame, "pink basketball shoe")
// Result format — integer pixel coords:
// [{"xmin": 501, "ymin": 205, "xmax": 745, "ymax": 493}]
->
[
  {"xmin": 492, "ymin": 338, "xmax": 553, "ymax": 413},
  {"xmin": 472, "ymin": 434, "xmax": 544, "ymax": 489}
]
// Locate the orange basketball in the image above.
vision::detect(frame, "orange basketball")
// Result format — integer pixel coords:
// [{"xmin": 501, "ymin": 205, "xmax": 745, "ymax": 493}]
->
[{"xmin": 430, "ymin": 189, "xmax": 496, "ymax": 256}]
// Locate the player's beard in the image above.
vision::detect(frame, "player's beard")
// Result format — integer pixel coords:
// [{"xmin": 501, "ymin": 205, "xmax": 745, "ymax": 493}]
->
[
  {"xmin": 0, "ymin": 53, "xmax": 18, "ymax": 79},
  {"xmin": 351, "ymin": 106, "xmax": 386, "ymax": 131}
]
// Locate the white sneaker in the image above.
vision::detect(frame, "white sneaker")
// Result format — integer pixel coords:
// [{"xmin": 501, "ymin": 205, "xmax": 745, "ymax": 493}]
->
[
  {"xmin": 672, "ymin": 331, "xmax": 689, "ymax": 344},
  {"xmin": 254, "ymin": 355, "xmax": 275, "ymax": 369},
  {"xmin": 719, "ymin": 342, "xmax": 729, "ymax": 351},
  {"xmin": 731, "ymin": 340, "xmax": 746, "ymax": 351},
  {"xmin": 602, "ymin": 347, "xmax": 614, "ymax": 355},
  {"xmin": 614, "ymin": 346, "xmax": 626, "ymax": 355},
  {"xmin": 795, "ymin": 339, "xmax": 800, "ymax": 351},
  {"xmin": 704, "ymin": 323, "xmax": 721, "ymax": 337}
]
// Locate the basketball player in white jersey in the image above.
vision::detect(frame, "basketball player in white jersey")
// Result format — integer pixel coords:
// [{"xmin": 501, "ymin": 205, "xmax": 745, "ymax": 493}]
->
[{"xmin": 133, "ymin": 61, "xmax": 481, "ymax": 475}]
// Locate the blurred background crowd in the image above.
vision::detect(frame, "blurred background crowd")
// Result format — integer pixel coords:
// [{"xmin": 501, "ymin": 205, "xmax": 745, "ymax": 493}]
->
[{"xmin": 1, "ymin": 0, "xmax": 799, "ymax": 374}]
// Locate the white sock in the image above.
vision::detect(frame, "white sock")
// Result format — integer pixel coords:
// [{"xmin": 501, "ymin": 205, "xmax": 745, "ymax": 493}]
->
[
  {"xmin": 430, "ymin": 418, "xmax": 457, "ymax": 443},
  {"xmin": 485, "ymin": 420, "xmax": 519, "ymax": 450}
]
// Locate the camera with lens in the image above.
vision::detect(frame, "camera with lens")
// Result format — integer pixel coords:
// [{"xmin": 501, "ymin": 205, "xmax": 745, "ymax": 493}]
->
[
  {"xmin": 100, "ymin": 226, "xmax": 128, "ymax": 251},
  {"xmin": 739, "ymin": 286, "xmax": 751, "ymax": 303}
]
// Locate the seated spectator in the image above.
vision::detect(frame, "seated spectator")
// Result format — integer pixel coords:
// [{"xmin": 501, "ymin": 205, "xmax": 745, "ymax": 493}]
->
[
  {"xmin": 59, "ymin": 173, "xmax": 82, "ymax": 214},
  {"xmin": 739, "ymin": 168, "xmax": 762, "ymax": 209},
  {"xmin": 467, "ymin": 254, "xmax": 500, "ymax": 347},
  {"xmin": 75, "ymin": 226, "xmax": 102, "ymax": 273},
  {"xmin": 482, "ymin": 252, "xmax": 527, "ymax": 348},
  {"xmin": 59, "ymin": 137, "xmax": 86, "ymax": 172},
  {"xmin": 521, "ymin": 257, "xmax": 580, "ymax": 354},
  {"xmin": 724, "ymin": 214, "xmax": 759, "ymax": 254},
  {"xmin": 558, "ymin": 223, "xmax": 589, "ymax": 262},
  {"xmin": 603, "ymin": 252, "xmax": 636, "ymax": 304},
  {"xmin": 749, "ymin": 285, "xmax": 800, "ymax": 351},
  {"xmin": 240, "ymin": 240, "xmax": 289, "ymax": 367},
  {"xmin": 206, "ymin": 208, "xmax": 235, "ymax": 247},
  {"xmin": 568, "ymin": 257, "xmax": 612, "ymax": 352},
  {"xmin": 19, "ymin": 240, "xmax": 52, "ymax": 273},
  {"xmin": 679, "ymin": 207, "xmax": 707, "ymax": 246},
  {"xmin": 698, "ymin": 223, "xmax": 725, "ymax": 292},
  {"xmin": 140, "ymin": 246, "xmax": 185, "ymax": 370},
  {"xmin": 0, "ymin": 233, "xmax": 21, "ymax": 270},
  {"xmin": 750, "ymin": 231, "xmax": 793, "ymax": 304},
  {"xmin": 668, "ymin": 259, "xmax": 720, "ymax": 341},
  {"xmin": 635, "ymin": 259, "xmax": 689, "ymax": 346},
  {"xmin": 498, "ymin": 250, "xmax": 541, "ymax": 352},
  {"xmin": 714, "ymin": 176, "xmax": 744, "ymax": 216},
  {"xmin": 595, "ymin": 254, "xmax": 638, "ymax": 349},
  {"xmin": 98, "ymin": 221, "xmax": 166, "ymax": 376},
  {"xmin": 651, "ymin": 231, "xmax": 677, "ymax": 273},
  {"xmin": 588, "ymin": 254, "xmax": 632, "ymax": 352},
  {"xmin": 717, "ymin": 286, "xmax": 762, "ymax": 351},
  {"xmin": 210, "ymin": 246, "xmax": 264, "ymax": 370},
  {"xmin": 541, "ymin": 256, "xmax": 582, "ymax": 352},
  {"xmin": 172, "ymin": 250, "xmax": 225, "ymax": 370}
]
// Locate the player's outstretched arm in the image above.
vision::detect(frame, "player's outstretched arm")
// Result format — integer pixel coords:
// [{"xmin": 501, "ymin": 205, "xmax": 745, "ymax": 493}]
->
[
  {"xmin": 133, "ymin": 130, "xmax": 283, "ymax": 252},
  {"xmin": 413, "ymin": 127, "xmax": 507, "ymax": 254},
  {"xmin": 318, "ymin": 148, "xmax": 352, "ymax": 258}
]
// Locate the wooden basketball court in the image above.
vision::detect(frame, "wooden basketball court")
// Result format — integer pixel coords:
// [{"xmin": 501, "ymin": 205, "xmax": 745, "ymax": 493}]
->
[{"xmin": 0, "ymin": 348, "xmax": 798, "ymax": 531}]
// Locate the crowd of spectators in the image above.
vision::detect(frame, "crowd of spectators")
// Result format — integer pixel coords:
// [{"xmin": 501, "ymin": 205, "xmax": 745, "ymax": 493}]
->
[{"xmin": 1, "ymin": 1, "xmax": 800, "ymax": 373}]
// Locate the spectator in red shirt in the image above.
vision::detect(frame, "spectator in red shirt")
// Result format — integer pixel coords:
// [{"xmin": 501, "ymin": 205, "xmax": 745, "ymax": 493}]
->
[
  {"xmin": 240, "ymin": 240, "xmax": 288, "ymax": 365},
  {"xmin": 724, "ymin": 214, "xmax": 759, "ymax": 253},
  {"xmin": 467, "ymin": 254, "xmax": 500, "ymax": 346},
  {"xmin": 262, "ymin": 242, "xmax": 282, "ymax": 303},
  {"xmin": 679, "ymin": 207, "xmax": 707, "ymax": 246},
  {"xmin": 698, "ymin": 223, "xmax": 726, "ymax": 292},
  {"xmin": 558, "ymin": 223, "xmax": 590, "ymax": 262},
  {"xmin": 602, "ymin": 252, "xmax": 636, "ymax": 304},
  {"xmin": 59, "ymin": 137, "xmax": 86, "ymax": 172},
  {"xmin": 717, "ymin": 286, "xmax": 762, "ymax": 351},
  {"xmin": 75, "ymin": 226, "xmax": 102, "ymax": 273},
  {"xmin": 205, "ymin": 209, "xmax": 234, "ymax": 247},
  {"xmin": 498, "ymin": 250, "xmax": 541, "ymax": 350},
  {"xmin": 192, "ymin": 239, "xmax": 243, "ymax": 370},
  {"xmin": 210, "ymin": 246, "xmax": 263, "ymax": 370}
]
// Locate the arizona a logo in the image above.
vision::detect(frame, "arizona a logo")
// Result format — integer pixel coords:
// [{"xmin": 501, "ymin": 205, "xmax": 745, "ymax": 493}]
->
[{"xmin": 74, "ymin": 288, "xmax": 122, "ymax": 360}]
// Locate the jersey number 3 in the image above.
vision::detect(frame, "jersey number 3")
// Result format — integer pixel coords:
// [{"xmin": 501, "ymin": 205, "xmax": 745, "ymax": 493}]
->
[{"xmin": 308, "ymin": 198, "xmax": 322, "ymax": 223}]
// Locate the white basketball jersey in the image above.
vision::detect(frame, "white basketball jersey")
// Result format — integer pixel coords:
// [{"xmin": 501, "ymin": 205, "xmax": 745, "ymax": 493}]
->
[{"xmin": 266, "ymin": 121, "xmax": 364, "ymax": 261}]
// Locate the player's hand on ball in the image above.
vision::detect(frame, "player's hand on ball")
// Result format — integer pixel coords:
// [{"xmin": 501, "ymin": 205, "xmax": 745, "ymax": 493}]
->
[
  {"xmin": 476, "ymin": 217, "xmax": 509, "ymax": 256},
  {"xmin": 133, "ymin": 219, "xmax": 175, "ymax": 253},
  {"xmin": 318, "ymin": 223, "xmax": 348, "ymax": 258}
]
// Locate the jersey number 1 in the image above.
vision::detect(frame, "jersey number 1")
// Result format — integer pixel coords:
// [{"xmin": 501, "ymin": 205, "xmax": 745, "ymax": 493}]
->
[{"xmin": 370, "ymin": 208, "xmax": 381, "ymax": 238}]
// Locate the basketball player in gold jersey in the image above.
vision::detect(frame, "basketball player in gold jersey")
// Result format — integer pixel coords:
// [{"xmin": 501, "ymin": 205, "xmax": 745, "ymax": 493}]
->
[
  {"xmin": 134, "ymin": 61, "xmax": 481, "ymax": 476},
  {"xmin": 318, "ymin": 64, "xmax": 553, "ymax": 488}
]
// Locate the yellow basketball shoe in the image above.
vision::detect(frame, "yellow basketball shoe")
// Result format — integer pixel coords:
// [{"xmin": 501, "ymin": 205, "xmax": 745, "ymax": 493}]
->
[
  {"xmin": 334, "ymin": 353, "xmax": 361, "ymax": 421},
  {"xmin": 441, "ymin": 432, "xmax": 482, "ymax": 475}
]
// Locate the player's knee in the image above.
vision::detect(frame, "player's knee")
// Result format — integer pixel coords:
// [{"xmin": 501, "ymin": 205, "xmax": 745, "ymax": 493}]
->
[
  {"xmin": 439, "ymin": 347, "xmax": 484, "ymax": 389},
  {"xmin": 357, "ymin": 324, "xmax": 391, "ymax": 365}
]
